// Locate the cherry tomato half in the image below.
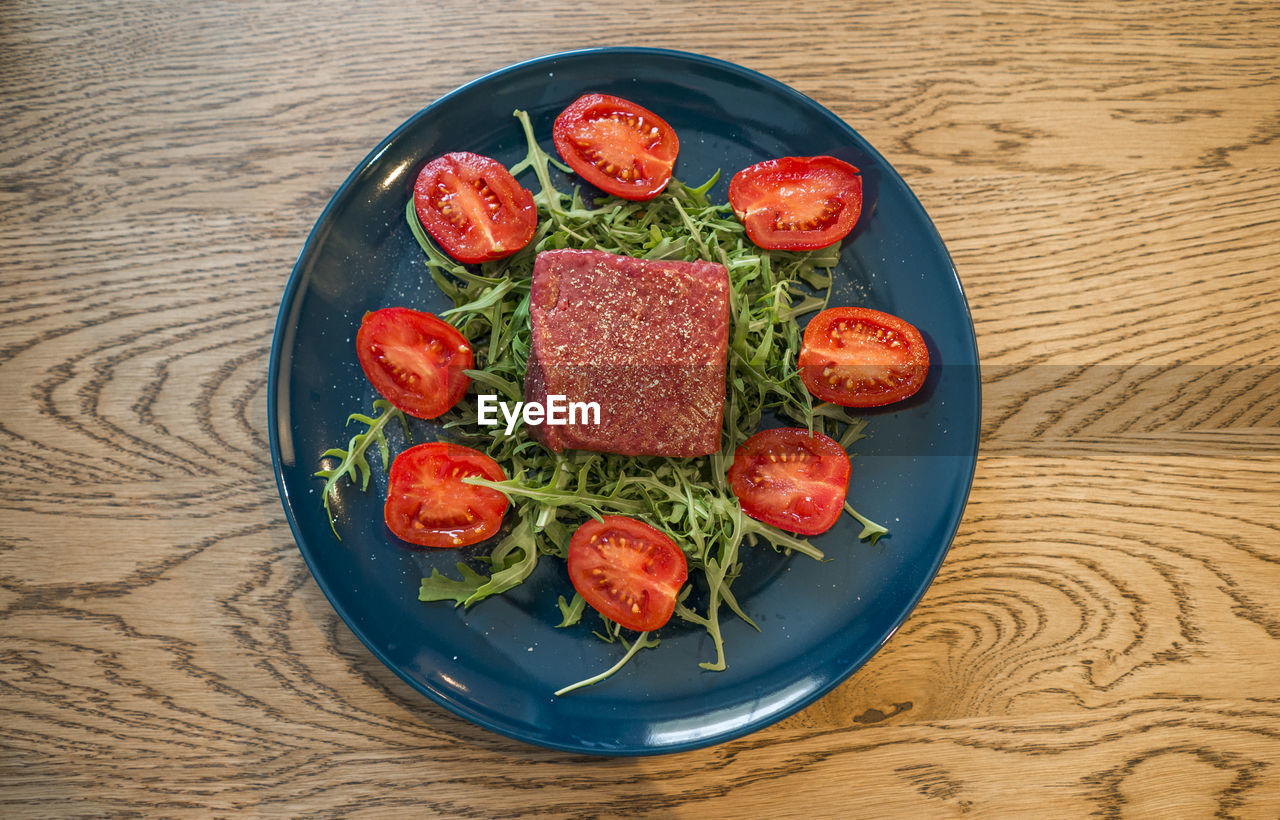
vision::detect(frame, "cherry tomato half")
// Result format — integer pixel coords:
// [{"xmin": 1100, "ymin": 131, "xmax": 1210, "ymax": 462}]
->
[
  {"xmin": 384, "ymin": 442, "xmax": 509, "ymax": 548},
  {"xmin": 798, "ymin": 307, "xmax": 929, "ymax": 407},
  {"xmin": 356, "ymin": 307, "xmax": 472, "ymax": 419},
  {"xmin": 413, "ymin": 151, "xmax": 537, "ymax": 264},
  {"xmin": 727, "ymin": 428, "xmax": 851, "ymax": 536},
  {"xmin": 552, "ymin": 94, "xmax": 679, "ymax": 201},
  {"xmin": 567, "ymin": 516, "xmax": 688, "ymax": 632},
  {"xmin": 728, "ymin": 156, "xmax": 863, "ymax": 251}
]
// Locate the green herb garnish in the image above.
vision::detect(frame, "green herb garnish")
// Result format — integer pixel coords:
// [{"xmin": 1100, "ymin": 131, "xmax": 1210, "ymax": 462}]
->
[{"xmin": 314, "ymin": 399, "xmax": 407, "ymax": 538}]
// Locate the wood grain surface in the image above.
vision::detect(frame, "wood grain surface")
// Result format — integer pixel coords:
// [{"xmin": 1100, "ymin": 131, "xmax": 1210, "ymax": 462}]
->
[{"xmin": 3, "ymin": 0, "xmax": 1278, "ymax": 816}]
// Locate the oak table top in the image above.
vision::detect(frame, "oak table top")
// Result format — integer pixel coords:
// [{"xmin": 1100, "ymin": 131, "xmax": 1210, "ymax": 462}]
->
[{"xmin": 3, "ymin": 1, "xmax": 1278, "ymax": 816}]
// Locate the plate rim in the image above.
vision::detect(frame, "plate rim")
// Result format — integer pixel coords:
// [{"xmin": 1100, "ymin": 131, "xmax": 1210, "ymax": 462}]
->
[{"xmin": 267, "ymin": 46, "xmax": 981, "ymax": 755}]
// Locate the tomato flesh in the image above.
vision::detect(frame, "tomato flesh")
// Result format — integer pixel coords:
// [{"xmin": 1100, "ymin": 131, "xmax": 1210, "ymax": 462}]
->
[
  {"xmin": 552, "ymin": 94, "xmax": 679, "ymax": 201},
  {"xmin": 798, "ymin": 307, "xmax": 929, "ymax": 407},
  {"xmin": 413, "ymin": 151, "xmax": 537, "ymax": 264},
  {"xmin": 567, "ymin": 516, "xmax": 688, "ymax": 632},
  {"xmin": 728, "ymin": 156, "xmax": 862, "ymax": 251},
  {"xmin": 384, "ymin": 442, "xmax": 509, "ymax": 548},
  {"xmin": 727, "ymin": 428, "xmax": 851, "ymax": 536},
  {"xmin": 356, "ymin": 307, "xmax": 472, "ymax": 419}
]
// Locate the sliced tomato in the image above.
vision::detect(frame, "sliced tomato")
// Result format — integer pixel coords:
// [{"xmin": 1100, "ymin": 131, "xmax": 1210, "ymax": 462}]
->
[
  {"xmin": 728, "ymin": 156, "xmax": 863, "ymax": 251},
  {"xmin": 798, "ymin": 307, "xmax": 929, "ymax": 407},
  {"xmin": 384, "ymin": 442, "xmax": 509, "ymax": 548},
  {"xmin": 413, "ymin": 151, "xmax": 537, "ymax": 264},
  {"xmin": 567, "ymin": 516, "xmax": 688, "ymax": 632},
  {"xmin": 356, "ymin": 307, "xmax": 472, "ymax": 419},
  {"xmin": 727, "ymin": 428, "xmax": 851, "ymax": 536},
  {"xmin": 552, "ymin": 94, "xmax": 679, "ymax": 201}
]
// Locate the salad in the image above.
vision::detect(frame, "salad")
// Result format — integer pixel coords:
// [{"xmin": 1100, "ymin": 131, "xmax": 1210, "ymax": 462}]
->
[{"xmin": 314, "ymin": 94, "xmax": 931, "ymax": 694}]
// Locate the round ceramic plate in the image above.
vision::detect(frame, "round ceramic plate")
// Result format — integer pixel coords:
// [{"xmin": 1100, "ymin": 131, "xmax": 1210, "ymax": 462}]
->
[{"xmin": 268, "ymin": 48, "xmax": 979, "ymax": 755}]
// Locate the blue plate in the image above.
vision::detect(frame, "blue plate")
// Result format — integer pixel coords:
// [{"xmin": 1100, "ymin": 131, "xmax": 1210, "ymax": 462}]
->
[{"xmin": 268, "ymin": 48, "xmax": 979, "ymax": 755}]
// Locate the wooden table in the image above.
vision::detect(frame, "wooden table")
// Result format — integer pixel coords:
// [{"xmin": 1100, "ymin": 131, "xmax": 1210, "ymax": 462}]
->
[{"xmin": 5, "ymin": 1, "xmax": 1278, "ymax": 815}]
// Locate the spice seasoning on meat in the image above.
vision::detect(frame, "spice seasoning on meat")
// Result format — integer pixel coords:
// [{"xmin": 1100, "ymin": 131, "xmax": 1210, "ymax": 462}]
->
[{"xmin": 524, "ymin": 249, "xmax": 730, "ymax": 457}]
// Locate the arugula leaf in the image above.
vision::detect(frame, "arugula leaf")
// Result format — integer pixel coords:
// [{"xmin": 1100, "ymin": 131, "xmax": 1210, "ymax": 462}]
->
[
  {"xmin": 313, "ymin": 399, "xmax": 406, "ymax": 538},
  {"xmin": 419, "ymin": 563, "xmax": 490, "ymax": 606},
  {"xmin": 845, "ymin": 502, "xmax": 890, "ymax": 545},
  {"xmin": 556, "ymin": 593, "xmax": 586, "ymax": 628},
  {"xmin": 461, "ymin": 515, "xmax": 538, "ymax": 606}
]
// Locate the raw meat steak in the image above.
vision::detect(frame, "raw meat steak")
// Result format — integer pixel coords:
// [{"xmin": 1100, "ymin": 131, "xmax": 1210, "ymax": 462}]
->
[{"xmin": 523, "ymin": 249, "xmax": 730, "ymax": 457}]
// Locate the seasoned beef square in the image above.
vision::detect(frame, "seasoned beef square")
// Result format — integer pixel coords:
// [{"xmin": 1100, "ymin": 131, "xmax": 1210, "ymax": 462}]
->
[{"xmin": 524, "ymin": 249, "xmax": 730, "ymax": 457}]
